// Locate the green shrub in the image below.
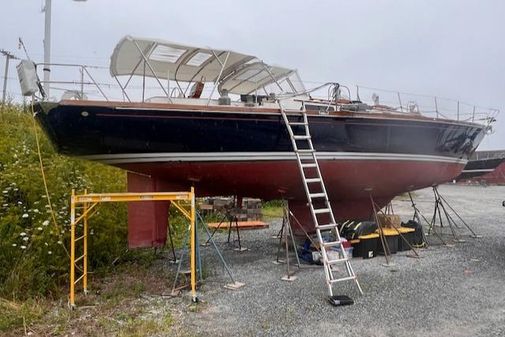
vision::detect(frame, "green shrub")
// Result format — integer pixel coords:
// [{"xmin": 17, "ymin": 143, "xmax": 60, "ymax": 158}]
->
[{"xmin": 0, "ymin": 104, "xmax": 128, "ymax": 299}]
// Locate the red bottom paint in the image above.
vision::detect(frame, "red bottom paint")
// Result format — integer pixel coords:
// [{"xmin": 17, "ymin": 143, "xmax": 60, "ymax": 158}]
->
[
  {"xmin": 472, "ymin": 162, "xmax": 505, "ymax": 185},
  {"xmin": 123, "ymin": 159, "xmax": 464, "ymax": 247},
  {"xmin": 126, "ymin": 173, "xmax": 170, "ymax": 248}
]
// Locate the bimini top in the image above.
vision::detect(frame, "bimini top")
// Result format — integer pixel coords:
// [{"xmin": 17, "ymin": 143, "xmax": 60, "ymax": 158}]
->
[{"xmin": 110, "ymin": 35, "xmax": 305, "ymax": 95}]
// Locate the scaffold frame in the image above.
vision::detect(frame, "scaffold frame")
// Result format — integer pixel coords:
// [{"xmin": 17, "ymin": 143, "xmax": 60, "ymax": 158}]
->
[{"xmin": 69, "ymin": 188, "xmax": 196, "ymax": 307}]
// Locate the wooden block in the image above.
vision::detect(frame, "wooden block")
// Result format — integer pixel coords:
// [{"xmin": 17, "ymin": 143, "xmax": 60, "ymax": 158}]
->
[{"xmin": 376, "ymin": 214, "xmax": 401, "ymax": 228}]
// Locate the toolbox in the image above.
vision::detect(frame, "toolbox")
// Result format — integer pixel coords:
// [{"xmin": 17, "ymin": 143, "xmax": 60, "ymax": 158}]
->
[{"xmin": 351, "ymin": 233, "xmax": 379, "ymax": 259}]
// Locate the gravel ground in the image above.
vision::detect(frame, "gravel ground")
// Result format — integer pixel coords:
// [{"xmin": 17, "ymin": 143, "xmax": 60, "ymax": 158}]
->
[{"xmin": 167, "ymin": 185, "xmax": 505, "ymax": 337}]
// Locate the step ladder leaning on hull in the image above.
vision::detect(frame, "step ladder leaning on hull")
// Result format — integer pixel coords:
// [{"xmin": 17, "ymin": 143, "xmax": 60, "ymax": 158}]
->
[{"xmin": 278, "ymin": 100, "xmax": 364, "ymax": 301}]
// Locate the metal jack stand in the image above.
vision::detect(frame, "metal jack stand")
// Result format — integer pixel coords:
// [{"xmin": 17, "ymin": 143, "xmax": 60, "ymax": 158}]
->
[
  {"xmin": 197, "ymin": 212, "xmax": 245, "ymax": 290},
  {"xmin": 428, "ymin": 186, "xmax": 481, "ymax": 243},
  {"xmin": 369, "ymin": 195, "xmax": 394, "ymax": 268},
  {"xmin": 369, "ymin": 194, "xmax": 420, "ymax": 269},
  {"xmin": 408, "ymin": 192, "xmax": 445, "ymax": 246},
  {"xmin": 171, "ymin": 211, "xmax": 245, "ymax": 296},
  {"xmin": 204, "ymin": 200, "xmax": 248, "ymax": 252},
  {"xmin": 273, "ymin": 204, "xmax": 301, "ymax": 281},
  {"xmin": 226, "ymin": 209, "xmax": 248, "ymax": 252}
]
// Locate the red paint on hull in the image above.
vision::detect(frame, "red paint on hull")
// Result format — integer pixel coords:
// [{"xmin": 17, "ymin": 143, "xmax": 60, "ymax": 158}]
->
[
  {"xmin": 120, "ymin": 160, "xmax": 464, "ymax": 201},
  {"xmin": 474, "ymin": 162, "xmax": 505, "ymax": 185},
  {"xmin": 123, "ymin": 159, "xmax": 464, "ymax": 244}
]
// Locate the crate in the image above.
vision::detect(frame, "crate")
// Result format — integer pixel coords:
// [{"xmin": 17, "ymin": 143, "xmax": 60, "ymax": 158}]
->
[
  {"xmin": 396, "ymin": 227, "xmax": 415, "ymax": 251},
  {"xmin": 352, "ymin": 233, "xmax": 379, "ymax": 259},
  {"xmin": 377, "ymin": 229, "xmax": 399, "ymax": 255}
]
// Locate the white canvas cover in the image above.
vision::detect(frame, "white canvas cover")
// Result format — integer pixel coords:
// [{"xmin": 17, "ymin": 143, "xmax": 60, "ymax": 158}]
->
[
  {"xmin": 110, "ymin": 36, "xmax": 304, "ymax": 95},
  {"xmin": 218, "ymin": 61, "xmax": 295, "ymax": 95}
]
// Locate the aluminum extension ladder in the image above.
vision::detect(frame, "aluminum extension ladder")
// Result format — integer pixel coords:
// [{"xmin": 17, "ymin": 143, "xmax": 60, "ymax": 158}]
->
[{"xmin": 279, "ymin": 101, "xmax": 363, "ymax": 298}]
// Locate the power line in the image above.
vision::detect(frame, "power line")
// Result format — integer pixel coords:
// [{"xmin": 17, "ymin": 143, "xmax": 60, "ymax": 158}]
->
[
  {"xmin": 1, "ymin": 49, "xmax": 20, "ymax": 104},
  {"xmin": 0, "ymin": 50, "xmax": 19, "ymax": 60}
]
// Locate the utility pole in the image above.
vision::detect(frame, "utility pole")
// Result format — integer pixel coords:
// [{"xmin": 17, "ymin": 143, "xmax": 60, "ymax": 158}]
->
[
  {"xmin": 42, "ymin": 0, "xmax": 87, "ymax": 100},
  {"xmin": 1, "ymin": 49, "xmax": 18, "ymax": 104},
  {"xmin": 43, "ymin": 0, "xmax": 52, "ymax": 98}
]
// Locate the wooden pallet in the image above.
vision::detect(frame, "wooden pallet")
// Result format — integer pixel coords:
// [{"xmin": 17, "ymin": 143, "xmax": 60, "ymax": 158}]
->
[{"xmin": 207, "ymin": 221, "xmax": 269, "ymax": 230}]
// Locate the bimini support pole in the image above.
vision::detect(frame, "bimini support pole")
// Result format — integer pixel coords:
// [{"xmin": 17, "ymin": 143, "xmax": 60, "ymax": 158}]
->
[
  {"xmin": 207, "ymin": 51, "xmax": 230, "ymax": 106},
  {"xmin": 130, "ymin": 37, "xmax": 172, "ymax": 103}
]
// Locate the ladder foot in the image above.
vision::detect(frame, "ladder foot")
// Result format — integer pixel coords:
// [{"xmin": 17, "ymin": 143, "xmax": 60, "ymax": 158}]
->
[
  {"xmin": 281, "ymin": 274, "xmax": 298, "ymax": 282},
  {"xmin": 328, "ymin": 295, "xmax": 354, "ymax": 307},
  {"xmin": 224, "ymin": 281, "xmax": 245, "ymax": 290}
]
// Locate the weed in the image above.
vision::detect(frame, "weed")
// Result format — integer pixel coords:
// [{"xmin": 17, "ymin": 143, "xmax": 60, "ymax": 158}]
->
[
  {"xmin": 0, "ymin": 105, "xmax": 131, "ymax": 299},
  {"xmin": 262, "ymin": 200, "xmax": 284, "ymax": 219},
  {"xmin": 0, "ymin": 298, "xmax": 46, "ymax": 332}
]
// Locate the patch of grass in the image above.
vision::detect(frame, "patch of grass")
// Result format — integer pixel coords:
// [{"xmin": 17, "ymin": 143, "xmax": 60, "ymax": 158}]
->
[
  {"xmin": 102, "ymin": 280, "xmax": 146, "ymax": 305},
  {"xmin": 262, "ymin": 200, "xmax": 284, "ymax": 218},
  {"xmin": 0, "ymin": 298, "xmax": 46, "ymax": 332},
  {"xmin": 0, "ymin": 255, "xmax": 185, "ymax": 336},
  {"xmin": 117, "ymin": 314, "xmax": 173, "ymax": 337}
]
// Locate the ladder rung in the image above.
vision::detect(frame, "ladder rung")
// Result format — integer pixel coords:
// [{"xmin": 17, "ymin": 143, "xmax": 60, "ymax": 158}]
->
[
  {"xmin": 75, "ymin": 234, "xmax": 86, "ymax": 242},
  {"xmin": 327, "ymin": 257, "xmax": 349, "ymax": 265},
  {"xmin": 74, "ymin": 273, "xmax": 86, "ymax": 285},
  {"xmin": 321, "ymin": 240, "xmax": 343, "ymax": 248},
  {"xmin": 305, "ymin": 178, "xmax": 321, "ymax": 183},
  {"xmin": 329, "ymin": 275, "xmax": 356, "ymax": 283},
  {"xmin": 74, "ymin": 254, "xmax": 86, "ymax": 263},
  {"xmin": 289, "ymin": 122, "xmax": 307, "ymax": 126},
  {"xmin": 293, "ymin": 135, "xmax": 310, "ymax": 140},
  {"xmin": 316, "ymin": 223, "xmax": 336, "ymax": 230},
  {"xmin": 301, "ymin": 163, "xmax": 317, "ymax": 168},
  {"xmin": 313, "ymin": 208, "xmax": 331, "ymax": 214},
  {"xmin": 309, "ymin": 193, "xmax": 326, "ymax": 199}
]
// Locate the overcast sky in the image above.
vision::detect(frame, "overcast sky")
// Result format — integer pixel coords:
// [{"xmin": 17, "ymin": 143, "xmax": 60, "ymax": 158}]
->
[{"xmin": 1, "ymin": 0, "xmax": 504, "ymax": 149}]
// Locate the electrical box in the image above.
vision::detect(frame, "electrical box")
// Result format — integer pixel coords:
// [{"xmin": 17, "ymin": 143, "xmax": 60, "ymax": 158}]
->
[{"xmin": 17, "ymin": 60, "xmax": 39, "ymax": 96}]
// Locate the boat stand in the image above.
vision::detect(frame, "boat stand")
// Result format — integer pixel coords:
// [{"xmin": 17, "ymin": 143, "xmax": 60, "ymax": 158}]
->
[
  {"xmin": 428, "ymin": 186, "xmax": 481, "ymax": 242},
  {"xmin": 171, "ymin": 210, "xmax": 244, "ymax": 296},
  {"xmin": 407, "ymin": 192, "xmax": 441, "ymax": 246},
  {"xmin": 226, "ymin": 210, "xmax": 248, "ymax": 251},
  {"xmin": 204, "ymin": 200, "xmax": 248, "ymax": 251},
  {"xmin": 369, "ymin": 194, "xmax": 420, "ymax": 269},
  {"xmin": 273, "ymin": 204, "xmax": 301, "ymax": 281}
]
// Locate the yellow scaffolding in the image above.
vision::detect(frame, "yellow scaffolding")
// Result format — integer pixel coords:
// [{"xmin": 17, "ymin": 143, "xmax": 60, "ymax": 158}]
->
[{"xmin": 69, "ymin": 188, "xmax": 196, "ymax": 307}]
